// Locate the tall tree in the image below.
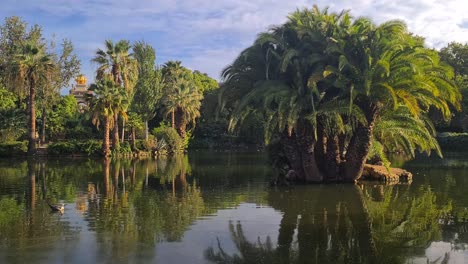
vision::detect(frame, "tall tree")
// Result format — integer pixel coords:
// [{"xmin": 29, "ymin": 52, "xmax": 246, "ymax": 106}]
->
[
  {"xmin": 90, "ymin": 79, "xmax": 128, "ymax": 156},
  {"xmin": 131, "ymin": 41, "xmax": 163, "ymax": 140},
  {"xmin": 92, "ymin": 40, "xmax": 137, "ymax": 150},
  {"xmin": 161, "ymin": 61, "xmax": 203, "ymax": 138},
  {"xmin": 12, "ymin": 42, "xmax": 54, "ymax": 154}
]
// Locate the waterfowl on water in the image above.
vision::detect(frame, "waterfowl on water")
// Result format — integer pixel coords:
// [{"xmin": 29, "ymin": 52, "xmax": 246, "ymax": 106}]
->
[{"xmin": 46, "ymin": 201, "xmax": 65, "ymax": 212}]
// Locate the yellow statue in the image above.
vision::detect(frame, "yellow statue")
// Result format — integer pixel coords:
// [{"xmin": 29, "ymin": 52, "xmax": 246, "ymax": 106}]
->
[{"xmin": 76, "ymin": 74, "xmax": 87, "ymax": 85}]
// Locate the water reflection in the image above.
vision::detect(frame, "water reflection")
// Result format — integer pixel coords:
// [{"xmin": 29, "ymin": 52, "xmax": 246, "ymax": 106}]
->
[
  {"xmin": 205, "ymin": 184, "xmax": 461, "ymax": 264},
  {"xmin": 0, "ymin": 153, "xmax": 467, "ymax": 263}
]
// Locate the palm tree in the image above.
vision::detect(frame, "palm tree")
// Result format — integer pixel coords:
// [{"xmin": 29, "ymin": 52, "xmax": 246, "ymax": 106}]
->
[
  {"xmin": 221, "ymin": 6, "xmax": 351, "ymax": 182},
  {"xmin": 89, "ymin": 79, "xmax": 128, "ymax": 156},
  {"xmin": 324, "ymin": 18, "xmax": 461, "ymax": 181},
  {"xmin": 221, "ymin": 6, "xmax": 461, "ymax": 183},
  {"xmin": 161, "ymin": 61, "xmax": 203, "ymax": 138},
  {"xmin": 13, "ymin": 42, "xmax": 54, "ymax": 154},
  {"xmin": 92, "ymin": 40, "xmax": 137, "ymax": 150}
]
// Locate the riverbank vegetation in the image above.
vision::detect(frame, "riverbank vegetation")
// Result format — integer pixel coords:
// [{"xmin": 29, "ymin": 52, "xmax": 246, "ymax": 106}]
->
[{"xmin": 1, "ymin": 6, "xmax": 468, "ymax": 183}]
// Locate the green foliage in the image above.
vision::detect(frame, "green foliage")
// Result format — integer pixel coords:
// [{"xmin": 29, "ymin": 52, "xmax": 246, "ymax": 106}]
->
[
  {"xmin": 0, "ymin": 198, "xmax": 24, "ymax": 235},
  {"xmin": 193, "ymin": 70, "xmax": 219, "ymax": 93},
  {"xmin": 0, "ymin": 86, "xmax": 16, "ymax": 111},
  {"xmin": 131, "ymin": 41, "xmax": 163, "ymax": 123},
  {"xmin": 48, "ymin": 140, "xmax": 102, "ymax": 155},
  {"xmin": 0, "ymin": 141, "xmax": 27, "ymax": 156},
  {"xmin": 161, "ymin": 61, "xmax": 204, "ymax": 137},
  {"xmin": 119, "ymin": 141, "xmax": 132, "ymax": 154},
  {"xmin": 47, "ymin": 95, "xmax": 78, "ymax": 139},
  {"xmin": 152, "ymin": 125, "xmax": 184, "ymax": 153}
]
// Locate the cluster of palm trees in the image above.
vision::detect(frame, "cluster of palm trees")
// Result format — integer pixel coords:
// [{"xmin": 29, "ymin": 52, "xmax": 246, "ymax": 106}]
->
[
  {"xmin": 89, "ymin": 40, "xmax": 204, "ymax": 156},
  {"xmin": 220, "ymin": 6, "xmax": 461, "ymax": 183}
]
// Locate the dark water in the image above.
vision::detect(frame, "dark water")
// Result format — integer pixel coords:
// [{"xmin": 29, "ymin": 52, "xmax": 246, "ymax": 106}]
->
[{"xmin": 0, "ymin": 151, "xmax": 467, "ymax": 264}]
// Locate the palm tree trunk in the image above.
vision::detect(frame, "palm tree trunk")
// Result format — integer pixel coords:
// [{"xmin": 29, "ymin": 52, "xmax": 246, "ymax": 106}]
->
[
  {"xmin": 28, "ymin": 81, "xmax": 37, "ymax": 155},
  {"xmin": 296, "ymin": 121, "xmax": 323, "ymax": 183},
  {"xmin": 103, "ymin": 116, "xmax": 111, "ymax": 156},
  {"xmin": 315, "ymin": 126, "xmax": 326, "ymax": 171},
  {"xmin": 171, "ymin": 109, "xmax": 175, "ymax": 129},
  {"xmin": 343, "ymin": 103, "xmax": 381, "ymax": 182},
  {"xmin": 131, "ymin": 127, "xmax": 136, "ymax": 150},
  {"xmin": 325, "ymin": 135, "xmax": 341, "ymax": 181},
  {"xmin": 112, "ymin": 113, "xmax": 120, "ymax": 151},
  {"xmin": 280, "ymin": 130, "xmax": 305, "ymax": 181},
  {"xmin": 175, "ymin": 108, "xmax": 186, "ymax": 138},
  {"xmin": 41, "ymin": 107, "xmax": 46, "ymax": 145},
  {"xmin": 121, "ymin": 118, "xmax": 125, "ymax": 143},
  {"xmin": 145, "ymin": 121, "xmax": 149, "ymax": 140}
]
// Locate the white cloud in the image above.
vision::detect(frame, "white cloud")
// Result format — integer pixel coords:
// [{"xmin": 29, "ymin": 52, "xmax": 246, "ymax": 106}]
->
[{"xmin": 1, "ymin": 0, "xmax": 467, "ymax": 80}]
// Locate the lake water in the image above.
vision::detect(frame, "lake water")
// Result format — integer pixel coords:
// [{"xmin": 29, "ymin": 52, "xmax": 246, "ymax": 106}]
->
[{"xmin": 0, "ymin": 151, "xmax": 468, "ymax": 264}]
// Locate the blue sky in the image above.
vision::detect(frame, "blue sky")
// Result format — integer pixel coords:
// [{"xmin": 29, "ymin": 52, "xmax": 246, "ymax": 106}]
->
[{"xmin": 1, "ymin": 0, "xmax": 467, "ymax": 91}]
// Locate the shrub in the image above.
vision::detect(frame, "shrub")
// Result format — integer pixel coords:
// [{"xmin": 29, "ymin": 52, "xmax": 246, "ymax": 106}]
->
[
  {"xmin": 152, "ymin": 126, "xmax": 184, "ymax": 153},
  {"xmin": 135, "ymin": 139, "xmax": 157, "ymax": 151},
  {"xmin": 119, "ymin": 141, "xmax": 132, "ymax": 154},
  {"xmin": 0, "ymin": 141, "xmax": 27, "ymax": 156},
  {"xmin": 48, "ymin": 140, "xmax": 102, "ymax": 155},
  {"xmin": 48, "ymin": 141, "xmax": 78, "ymax": 155},
  {"xmin": 76, "ymin": 140, "xmax": 102, "ymax": 156}
]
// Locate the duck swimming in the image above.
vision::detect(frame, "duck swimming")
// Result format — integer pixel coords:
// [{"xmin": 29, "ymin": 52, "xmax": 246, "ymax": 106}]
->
[{"xmin": 47, "ymin": 201, "xmax": 65, "ymax": 212}]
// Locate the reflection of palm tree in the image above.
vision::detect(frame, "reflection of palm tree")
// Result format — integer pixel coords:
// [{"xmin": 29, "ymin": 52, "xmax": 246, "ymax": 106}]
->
[
  {"xmin": 206, "ymin": 185, "xmax": 377, "ymax": 264},
  {"xmin": 206, "ymin": 221, "xmax": 277, "ymax": 264}
]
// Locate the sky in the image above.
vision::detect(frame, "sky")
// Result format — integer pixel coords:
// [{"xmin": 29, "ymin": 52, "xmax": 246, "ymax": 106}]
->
[{"xmin": 1, "ymin": 0, "xmax": 468, "ymax": 90}]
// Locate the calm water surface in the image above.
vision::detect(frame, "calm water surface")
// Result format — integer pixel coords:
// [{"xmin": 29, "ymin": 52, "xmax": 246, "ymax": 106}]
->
[{"xmin": 0, "ymin": 151, "xmax": 468, "ymax": 264}]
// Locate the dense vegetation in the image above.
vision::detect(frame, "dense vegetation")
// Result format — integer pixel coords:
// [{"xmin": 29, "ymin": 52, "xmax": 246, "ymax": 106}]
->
[
  {"xmin": 0, "ymin": 17, "xmax": 219, "ymax": 157},
  {"xmin": 220, "ymin": 6, "xmax": 463, "ymax": 183},
  {"xmin": 0, "ymin": 6, "xmax": 468, "ymax": 183}
]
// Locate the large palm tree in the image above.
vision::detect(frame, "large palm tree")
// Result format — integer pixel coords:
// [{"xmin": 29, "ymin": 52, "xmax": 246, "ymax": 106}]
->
[
  {"xmin": 161, "ymin": 61, "xmax": 203, "ymax": 138},
  {"xmin": 221, "ymin": 6, "xmax": 352, "ymax": 182},
  {"xmin": 89, "ymin": 79, "xmax": 128, "ymax": 156},
  {"xmin": 92, "ymin": 40, "xmax": 137, "ymax": 150},
  {"xmin": 221, "ymin": 6, "xmax": 461, "ymax": 183},
  {"xmin": 325, "ymin": 18, "xmax": 460, "ymax": 181},
  {"xmin": 13, "ymin": 42, "xmax": 54, "ymax": 154}
]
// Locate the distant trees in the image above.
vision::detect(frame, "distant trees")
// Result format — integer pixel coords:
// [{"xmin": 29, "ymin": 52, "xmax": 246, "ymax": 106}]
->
[{"xmin": 0, "ymin": 17, "xmax": 80, "ymax": 153}]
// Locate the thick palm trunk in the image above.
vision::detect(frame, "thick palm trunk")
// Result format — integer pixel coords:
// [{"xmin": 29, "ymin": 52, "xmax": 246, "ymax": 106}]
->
[
  {"xmin": 325, "ymin": 135, "xmax": 341, "ymax": 181},
  {"xmin": 103, "ymin": 116, "xmax": 111, "ymax": 156},
  {"xmin": 175, "ymin": 108, "xmax": 186, "ymax": 138},
  {"xmin": 296, "ymin": 121, "xmax": 323, "ymax": 183},
  {"xmin": 280, "ymin": 131, "xmax": 305, "ymax": 181},
  {"xmin": 343, "ymin": 103, "xmax": 380, "ymax": 182},
  {"xmin": 314, "ymin": 128, "xmax": 326, "ymax": 172},
  {"xmin": 28, "ymin": 81, "xmax": 37, "ymax": 155},
  {"xmin": 112, "ymin": 113, "xmax": 120, "ymax": 151}
]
